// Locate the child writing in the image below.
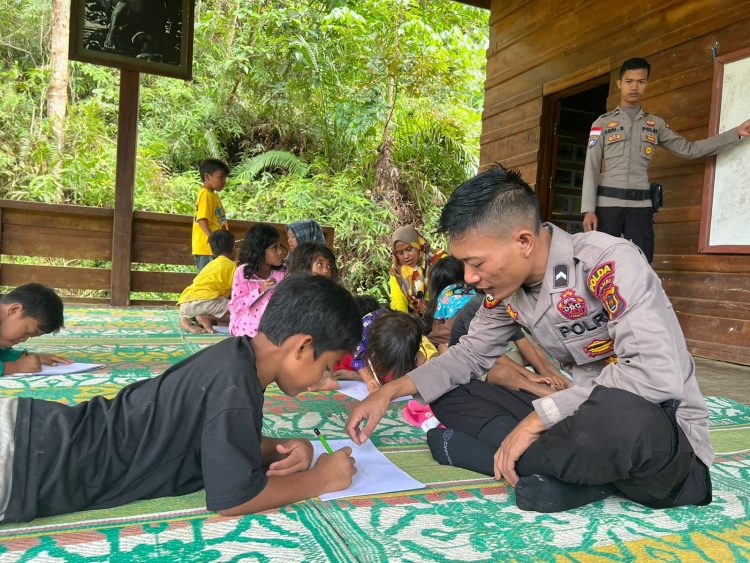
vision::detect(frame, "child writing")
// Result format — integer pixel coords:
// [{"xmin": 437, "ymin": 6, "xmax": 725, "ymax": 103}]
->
[
  {"xmin": 177, "ymin": 230, "xmax": 237, "ymax": 334},
  {"xmin": 0, "ymin": 274, "xmax": 360, "ymax": 523},
  {"xmin": 192, "ymin": 159, "xmax": 230, "ymax": 273},
  {"xmin": 229, "ymin": 224, "xmax": 286, "ymax": 337},
  {"xmin": 287, "ymin": 242, "xmax": 338, "ymax": 281},
  {"xmin": 310, "ymin": 308, "xmax": 437, "ymax": 393},
  {"xmin": 0, "ymin": 284, "xmax": 69, "ymax": 376}
]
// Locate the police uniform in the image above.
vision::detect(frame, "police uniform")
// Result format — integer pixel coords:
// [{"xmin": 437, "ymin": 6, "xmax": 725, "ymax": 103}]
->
[
  {"xmin": 581, "ymin": 106, "xmax": 742, "ymax": 261},
  {"xmin": 410, "ymin": 224, "xmax": 712, "ymax": 508}
]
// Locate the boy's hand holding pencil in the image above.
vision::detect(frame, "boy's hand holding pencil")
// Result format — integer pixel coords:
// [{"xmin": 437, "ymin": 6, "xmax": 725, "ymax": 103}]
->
[{"xmin": 313, "ymin": 429, "xmax": 357, "ymax": 493}]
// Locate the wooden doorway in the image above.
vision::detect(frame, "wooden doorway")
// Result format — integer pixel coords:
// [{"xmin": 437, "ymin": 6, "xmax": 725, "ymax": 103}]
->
[{"xmin": 537, "ymin": 78, "xmax": 609, "ymax": 234}]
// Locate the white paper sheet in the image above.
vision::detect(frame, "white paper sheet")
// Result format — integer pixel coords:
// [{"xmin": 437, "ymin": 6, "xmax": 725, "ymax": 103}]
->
[
  {"xmin": 211, "ymin": 325, "xmax": 230, "ymax": 334},
  {"xmin": 12, "ymin": 362, "xmax": 104, "ymax": 377},
  {"xmin": 311, "ymin": 439, "xmax": 425, "ymax": 501},
  {"xmin": 336, "ymin": 380, "xmax": 411, "ymax": 402}
]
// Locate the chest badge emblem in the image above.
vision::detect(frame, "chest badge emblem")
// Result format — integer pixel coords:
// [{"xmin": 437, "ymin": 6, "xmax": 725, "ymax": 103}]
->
[
  {"xmin": 505, "ymin": 304, "xmax": 519, "ymax": 320},
  {"xmin": 557, "ymin": 289, "xmax": 587, "ymax": 320}
]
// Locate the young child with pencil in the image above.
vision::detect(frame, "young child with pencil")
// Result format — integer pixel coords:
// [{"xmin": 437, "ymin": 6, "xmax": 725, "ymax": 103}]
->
[
  {"xmin": 229, "ymin": 224, "xmax": 286, "ymax": 338},
  {"xmin": 0, "ymin": 284, "xmax": 70, "ymax": 376},
  {"xmin": 0, "ymin": 274, "xmax": 359, "ymax": 523},
  {"xmin": 310, "ymin": 308, "xmax": 437, "ymax": 393}
]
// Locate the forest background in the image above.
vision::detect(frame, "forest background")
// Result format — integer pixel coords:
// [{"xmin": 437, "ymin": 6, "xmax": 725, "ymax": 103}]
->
[{"xmin": 0, "ymin": 0, "xmax": 488, "ymax": 298}]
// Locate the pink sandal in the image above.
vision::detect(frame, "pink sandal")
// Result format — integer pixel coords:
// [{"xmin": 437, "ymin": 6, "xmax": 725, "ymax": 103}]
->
[{"xmin": 402, "ymin": 400, "xmax": 444, "ymax": 432}]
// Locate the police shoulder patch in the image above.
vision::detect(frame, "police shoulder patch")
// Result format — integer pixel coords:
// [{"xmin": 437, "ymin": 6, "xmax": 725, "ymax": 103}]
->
[{"xmin": 587, "ymin": 261, "xmax": 627, "ymax": 320}]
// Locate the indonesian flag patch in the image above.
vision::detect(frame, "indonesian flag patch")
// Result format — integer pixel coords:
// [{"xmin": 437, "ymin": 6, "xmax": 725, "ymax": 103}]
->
[{"xmin": 588, "ymin": 126, "xmax": 602, "ymax": 148}]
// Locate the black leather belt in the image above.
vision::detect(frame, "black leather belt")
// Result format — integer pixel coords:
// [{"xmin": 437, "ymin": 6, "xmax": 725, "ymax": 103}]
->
[{"xmin": 598, "ymin": 186, "xmax": 651, "ymax": 201}]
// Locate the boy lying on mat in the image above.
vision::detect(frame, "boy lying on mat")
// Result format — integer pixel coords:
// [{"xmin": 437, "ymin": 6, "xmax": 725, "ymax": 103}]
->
[
  {"xmin": 0, "ymin": 284, "xmax": 70, "ymax": 376},
  {"xmin": 0, "ymin": 274, "xmax": 358, "ymax": 523}
]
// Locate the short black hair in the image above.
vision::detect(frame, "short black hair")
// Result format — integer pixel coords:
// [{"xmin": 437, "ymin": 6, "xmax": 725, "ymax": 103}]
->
[
  {"xmin": 1, "ymin": 283, "xmax": 64, "ymax": 334},
  {"xmin": 354, "ymin": 295, "xmax": 381, "ymax": 318},
  {"xmin": 619, "ymin": 57, "xmax": 651, "ymax": 79},
  {"xmin": 438, "ymin": 164, "xmax": 541, "ymax": 240},
  {"xmin": 199, "ymin": 159, "xmax": 230, "ymax": 182},
  {"xmin": 259, "ymin": 273, "xmax": 362, "ymax": 357},
  {"xmin": 209, "ymin": 229, "xmax": 236, "ymax": 257},
  {"xmin": 287, "ymin": 242, "xmax": 339, "ymax": 281},
  {"xmin": 366, "ymin": 311, "xmax": 422, "ymax": 382},
  {"xmin": 239, "ymin": 223, "xmax": 282, "ymax": 279}
]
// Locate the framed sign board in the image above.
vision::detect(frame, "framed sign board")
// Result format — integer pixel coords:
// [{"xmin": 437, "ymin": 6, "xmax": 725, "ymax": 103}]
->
[
  {"xmin": 70, "ymin": 0, "xmax": 195, "ymax": 80},
  {"xmin": 699, "ymin": 47, "xmax": 750, "ymax": 254}
]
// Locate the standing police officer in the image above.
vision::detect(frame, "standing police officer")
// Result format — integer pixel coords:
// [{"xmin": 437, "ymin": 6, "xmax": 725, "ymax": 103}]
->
[{"xmin": 581, "ymin": 58, "xmax": 750, "ymax": 262}]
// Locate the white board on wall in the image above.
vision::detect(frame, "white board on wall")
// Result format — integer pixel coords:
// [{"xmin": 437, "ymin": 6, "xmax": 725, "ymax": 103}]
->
[
  {"xmin": 700, "ymin": 47, "xmax": 750, "ymax": 254},
  {"xmin": 709, "ymin": 56, "xmax": 750, "ymax": 246}
]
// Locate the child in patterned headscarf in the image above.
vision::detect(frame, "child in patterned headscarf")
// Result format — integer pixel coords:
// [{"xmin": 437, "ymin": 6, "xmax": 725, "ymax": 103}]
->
[
  {"xmin": 285, "ymin": 220, "xmax": 326, "ymax": 258},
  {"xmin": 389, "ymin": 226, "xmax": 447, "ymax": 316}
]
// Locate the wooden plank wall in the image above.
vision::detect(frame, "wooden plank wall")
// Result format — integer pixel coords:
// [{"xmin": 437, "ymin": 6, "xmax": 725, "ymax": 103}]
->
[
  {"xmin": 0, "ymin": 200, "xmax": 334, "ymax": 305},
  {"xmin": 483, "ymin": 0, "xmax": 750, "ymax": 364}
]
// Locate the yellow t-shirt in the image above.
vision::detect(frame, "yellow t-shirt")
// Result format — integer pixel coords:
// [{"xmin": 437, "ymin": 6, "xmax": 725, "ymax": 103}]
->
[
  {"xmin": 177, "ymin": 255, "xmax": 236, "ymax": 304},
  {"xmin": 191, "ymin": 187, "xmax": 228, "ymax": 256}
]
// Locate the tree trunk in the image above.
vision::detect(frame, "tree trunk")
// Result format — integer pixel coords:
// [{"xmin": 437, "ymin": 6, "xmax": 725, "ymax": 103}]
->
[{"xmin": 48, "ymin": 0, "xmax": 70, "ymax": 155}]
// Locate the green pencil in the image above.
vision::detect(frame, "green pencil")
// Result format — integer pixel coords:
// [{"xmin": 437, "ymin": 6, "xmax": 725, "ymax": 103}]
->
[{"xmin": 314, "ymin": 428, "xmax": 334, "ymax": 454}]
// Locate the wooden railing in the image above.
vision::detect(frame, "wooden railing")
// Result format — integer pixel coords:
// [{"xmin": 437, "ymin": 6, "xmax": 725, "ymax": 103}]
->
[{"xmin": 0, "ymin": 200, "xmax": 333, "ymax": 305}]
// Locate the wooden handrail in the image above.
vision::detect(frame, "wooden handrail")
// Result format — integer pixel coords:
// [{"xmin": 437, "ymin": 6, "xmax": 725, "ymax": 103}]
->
[{"xmin": 0, "ymin": 199, "xmax": 334, "ymax": 305}]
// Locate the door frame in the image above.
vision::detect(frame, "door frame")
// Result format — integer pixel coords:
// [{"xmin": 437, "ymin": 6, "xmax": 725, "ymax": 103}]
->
[{"xmin": 536, "ymin": 74, "xmax": 611, "ymax": 222}]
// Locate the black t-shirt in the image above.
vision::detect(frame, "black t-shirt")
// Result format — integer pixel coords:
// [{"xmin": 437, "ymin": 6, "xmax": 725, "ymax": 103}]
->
[{"xmin": 4, "ymin": 337, "xmax": 267, "ymax": 523}]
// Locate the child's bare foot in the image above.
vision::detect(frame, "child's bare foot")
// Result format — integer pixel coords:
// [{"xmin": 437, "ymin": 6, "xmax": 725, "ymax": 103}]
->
[
  {"xmin": 195, "ymin": 315, "xmax": 216, "ymax": 334},
  {"xmin": 308, "ymin": 371, "xmax": 340, "ymax": 391},
  {"xmin": 180, "ymin": 316, "xmax": 206, "ymax": 334}
]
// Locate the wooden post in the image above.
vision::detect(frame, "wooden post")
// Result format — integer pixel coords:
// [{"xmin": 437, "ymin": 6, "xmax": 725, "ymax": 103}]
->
[{"xmin": 111, "ymin": 70, "xmax": 140, "ymax": 306}]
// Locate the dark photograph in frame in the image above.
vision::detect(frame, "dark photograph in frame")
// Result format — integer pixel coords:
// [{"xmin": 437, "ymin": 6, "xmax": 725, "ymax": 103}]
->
[{"xmin": 69, "ymin": 0, "xmax": 195, "ymax": 80}]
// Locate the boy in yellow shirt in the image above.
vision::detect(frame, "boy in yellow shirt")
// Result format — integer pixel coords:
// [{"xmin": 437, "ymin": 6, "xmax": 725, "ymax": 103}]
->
[
  {"xmin": 179, "ymin": 230, "xmax": 236, "ymax": 334},
  {"xmin": 192, "ymin": 159, "xmax": 230, "ymax": 272}
]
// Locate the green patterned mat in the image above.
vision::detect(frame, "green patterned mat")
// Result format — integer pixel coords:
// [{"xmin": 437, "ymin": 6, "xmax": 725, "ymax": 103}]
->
[{"xmin": 0, "ymin": 306, "xmax": 748, "ymax": 561}]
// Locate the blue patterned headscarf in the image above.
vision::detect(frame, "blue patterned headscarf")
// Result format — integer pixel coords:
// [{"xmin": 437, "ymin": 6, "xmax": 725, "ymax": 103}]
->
[{"xmin": 286, "ymin": 220, "xmax": 326, "ymax": 246}]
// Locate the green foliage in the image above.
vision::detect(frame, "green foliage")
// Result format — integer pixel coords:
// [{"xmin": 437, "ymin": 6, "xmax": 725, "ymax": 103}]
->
[
  {"xmin": 0, "ymin": 0, "xmax": 488, "ymax": 295},
  {"xmin": 233, "ymin": 151, "xmax": 310, "ymax": 182}
]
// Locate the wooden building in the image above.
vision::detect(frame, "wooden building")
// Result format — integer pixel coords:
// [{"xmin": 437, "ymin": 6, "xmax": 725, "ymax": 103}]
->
[{"xmin": 456, "ymin": 0, "xmax": 750, "ymax": 365}]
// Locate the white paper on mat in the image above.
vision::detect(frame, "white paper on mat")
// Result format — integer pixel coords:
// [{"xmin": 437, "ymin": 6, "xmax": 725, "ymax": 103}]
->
[
  {"xmin": 12, "ymin": 362, "xmax": 104, "ymax": 377},
  {"xmin": 335, "ymin": 380, "xmax": 412, "ymax": 402},
  {"xmin": 212, "ymin": 325, "xmax": 230, "ymax": 334},
  {"xmin": 312, "ymin": 439, "xmax": 425, "ymax": 501}
]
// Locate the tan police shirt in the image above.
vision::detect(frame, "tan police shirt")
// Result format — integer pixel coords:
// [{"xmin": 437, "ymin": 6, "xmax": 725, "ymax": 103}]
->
[
  {"xmin": 581, "ymin": 106, "xmax": 741, "ymax": 213},
  {"xmin": 408, "ymin": 224, "xmax": 713, "ymax": 467}
]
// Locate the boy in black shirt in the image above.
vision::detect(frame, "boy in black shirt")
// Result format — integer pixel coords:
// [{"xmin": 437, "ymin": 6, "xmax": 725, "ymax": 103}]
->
[{"xmin": 0, "ymin": 274, "xmax": 361, "ymax": 523}]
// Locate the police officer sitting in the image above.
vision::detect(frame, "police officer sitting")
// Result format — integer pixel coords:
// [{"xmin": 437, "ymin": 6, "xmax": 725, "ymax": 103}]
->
[{"xmin": 346, "ymin": 164, "xmax": 713, "ymax": 513}]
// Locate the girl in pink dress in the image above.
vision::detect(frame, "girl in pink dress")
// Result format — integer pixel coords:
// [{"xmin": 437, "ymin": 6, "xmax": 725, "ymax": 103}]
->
[{"xmin": 229, "ymin": 224, "xmax": 286, "ymax": 337}]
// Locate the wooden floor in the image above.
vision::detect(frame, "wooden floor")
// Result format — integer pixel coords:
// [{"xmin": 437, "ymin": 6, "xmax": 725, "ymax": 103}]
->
[{"xmin": 695, "ymin": 357, "xmax": 750, "ymax": 404}]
